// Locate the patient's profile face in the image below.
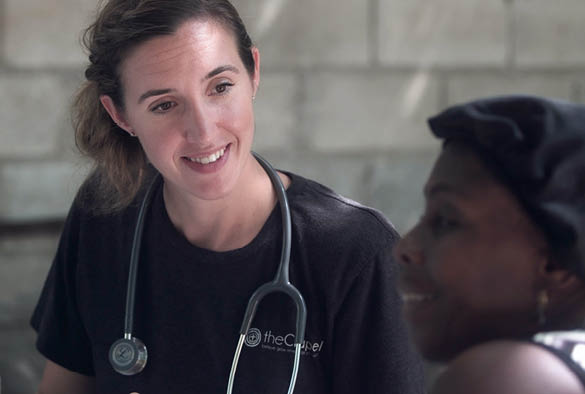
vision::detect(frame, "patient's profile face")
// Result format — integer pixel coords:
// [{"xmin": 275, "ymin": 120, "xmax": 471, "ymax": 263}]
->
[{"xmin": 394, "ymin": 141, "xmax": 548, "ymax": 362}]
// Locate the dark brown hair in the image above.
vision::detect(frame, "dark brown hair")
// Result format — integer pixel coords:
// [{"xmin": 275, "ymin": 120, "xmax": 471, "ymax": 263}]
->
[{"xmin": 73, "ymin": 0, "xmax": 255, "ymax": 213}]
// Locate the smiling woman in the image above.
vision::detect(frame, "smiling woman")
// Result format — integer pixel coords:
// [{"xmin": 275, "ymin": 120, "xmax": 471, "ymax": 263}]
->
[
  {"xmin": 98, "ymin": 19, "xmax": 262, "ymax": 247},
  {"xmin": 395, "ymin": 95, "xmax": 585, "ymax": 394},
  {"xmin": 28, "ymin": 0, "xmax": 425, "ymax": 393},
  {"xmin": 398, "ymin": 140, "xmax": 549, "ymax": 361}
]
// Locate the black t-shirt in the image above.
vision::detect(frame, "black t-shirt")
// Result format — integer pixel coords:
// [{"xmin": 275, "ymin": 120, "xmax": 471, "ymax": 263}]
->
[{"xmin": 31, "ymin": 172, "xmax": 425, "ymax": 393}]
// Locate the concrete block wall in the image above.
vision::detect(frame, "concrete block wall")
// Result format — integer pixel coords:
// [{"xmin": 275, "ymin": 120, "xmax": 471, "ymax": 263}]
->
[{"xmin": 1, "ymin": 0, "xmax": 585, "ymax": 391}]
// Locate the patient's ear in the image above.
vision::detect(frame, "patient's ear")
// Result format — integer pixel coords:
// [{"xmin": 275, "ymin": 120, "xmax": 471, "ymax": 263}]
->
[
  {"xmin": 539, "ymin": 255, "xmax": 585, "ymax": 319},
  {"xmin": 539, "ymin": 255, "xmax": 580, "ymax": 290}
]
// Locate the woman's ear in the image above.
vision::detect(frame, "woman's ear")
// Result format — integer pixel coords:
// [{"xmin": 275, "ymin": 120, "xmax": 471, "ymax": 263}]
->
[
  {"xmin": 251, "ymin": 47, "xmax": 260, "ymax": 98},
  {"xmin": 100, "ymin": 95, "xmax": 135, "ymax": 136},
  {"xmin": 538, "ymin": 254, "xmax": 584, "ymax": 312},
  {"xmin": 544, "ymin": 267, "xmax": 581, "ymax": 291},
  {"xmin": 540, "ymin": 263, "xmax": 585, "ymax": 329}
]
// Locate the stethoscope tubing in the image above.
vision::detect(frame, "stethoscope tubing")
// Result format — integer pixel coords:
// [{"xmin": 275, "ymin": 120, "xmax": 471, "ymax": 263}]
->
[
  {"xmin": 226, "ymin": 152, "xmax": 307, "ymax": 393},
  {"xmin": 239, "ymin": 152, "xmax": 307, "ymax": 342},
  {"xmin": 117, "ymin": 152, "xmax": 307, "ymax": 393},
  {"xmin": 124, "ymin": 172, "xmax": 161, "ymax": 337},
  {"xmin": 227, "ymin": 336, "xmax": 301, "ymax": 394}
]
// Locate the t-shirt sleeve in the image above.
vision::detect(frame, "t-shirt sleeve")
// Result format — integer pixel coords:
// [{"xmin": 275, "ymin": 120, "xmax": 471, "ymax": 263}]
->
[
  {"xmin": 330, "ymin": 240, "xmax": 426, "ymax": 394},
  {"xmin": 30, "ymin": 202, "xmax": 95, "ymax": 375}
]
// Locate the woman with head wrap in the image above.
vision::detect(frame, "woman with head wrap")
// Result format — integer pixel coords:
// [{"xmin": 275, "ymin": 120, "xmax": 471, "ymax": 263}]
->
[{"xmin": 394, "ymin": 95, "xmax": 585, "ymax": 394}]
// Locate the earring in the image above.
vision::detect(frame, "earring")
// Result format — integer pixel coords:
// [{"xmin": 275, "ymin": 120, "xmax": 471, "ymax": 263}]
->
[{"xmin": 537, "ymin": 290, "xmax": 549, "ymax": 326}]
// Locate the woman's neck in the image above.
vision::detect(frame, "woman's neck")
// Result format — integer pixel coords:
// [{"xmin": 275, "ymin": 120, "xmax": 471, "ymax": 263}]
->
[{"xmin": 162, "ymin": 159, "xmax": 290, "ymax": 252}]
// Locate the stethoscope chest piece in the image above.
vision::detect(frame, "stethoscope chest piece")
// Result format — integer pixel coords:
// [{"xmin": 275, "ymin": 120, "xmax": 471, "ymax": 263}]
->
[{"xmin": 109, "ymin": 336, "xmax": 148, "ymax": 375}]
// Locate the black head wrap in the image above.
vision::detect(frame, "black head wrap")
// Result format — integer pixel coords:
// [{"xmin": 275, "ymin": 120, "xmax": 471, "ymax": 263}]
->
[{"xmin": 428, "ymin": 95, "xmax": 585, "ymax": 279}]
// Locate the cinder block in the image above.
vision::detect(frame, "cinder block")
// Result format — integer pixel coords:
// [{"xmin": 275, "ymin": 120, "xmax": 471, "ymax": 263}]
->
[
  {"xmin": 0, "ymin": 161, "xmax": 89, "ymax": 222},
  {"xmin": 369, "ymin": 150, "xmax": 440, "ymax": 234},
  {"xmin": 0, "ymin": 74, "xmax": 75, "ymax": 158},
  {"xmin": 4, "ymin": 0, "xmax": 97, "ymax": 67},
  {"xmin": 252, "ymin": 73, "xmax": 300, "ymax": 150},
  {"xmin": 301, "ymin": 71, "xmax": 441, "ymax": 151},
  {"xmin": 447, "ymin": 72, "xmax": 574, "ymax": 105},
  {"xmin": 378, "ymin": 0, "xmax": 508, "ymax": 67},
  {"xmin": 515, "ymin": 0, "xmax": 585, "ymax": 67},
  {"xmin": 235, "ymin": 0, "xmax": 368, "ymax": 67}
]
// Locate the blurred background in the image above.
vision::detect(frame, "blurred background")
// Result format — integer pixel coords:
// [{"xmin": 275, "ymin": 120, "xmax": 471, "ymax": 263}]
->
[{"xmin": 1, "ymin": 0, "xmax": 585, "ymax": 392}]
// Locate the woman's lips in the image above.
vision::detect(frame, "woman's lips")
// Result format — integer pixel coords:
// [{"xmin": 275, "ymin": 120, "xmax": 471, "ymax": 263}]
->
[
  {"xmin": 183, "ymin": 146, "xmax": 227, "ymax": 164},
  {"xmin": 399, "ymin": 286, "xmax": 440, "ymax": 324},
  {"xmin": 181, "ymin": 144, "xmax": 231, "ymax": 173},
  {"xmin": 401, "ymin": 292, "xmax": 438, "ymax": 303}
]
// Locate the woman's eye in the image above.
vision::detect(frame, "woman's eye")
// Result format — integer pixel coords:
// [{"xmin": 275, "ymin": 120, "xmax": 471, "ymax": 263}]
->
[
  {"xmin": 213, "ymin": 82, "xmax": 234, "ymax": 95},
  {"xmin": 429, "ymin": 214, "xmax": 458, "ymax": 235},
  {"xmin": 420, "ymin": 210, "xmax": 459, "ymax": 237},
  {"xmin": 151, "ymin": 101, "xmax": 176, "ymax": 113}
]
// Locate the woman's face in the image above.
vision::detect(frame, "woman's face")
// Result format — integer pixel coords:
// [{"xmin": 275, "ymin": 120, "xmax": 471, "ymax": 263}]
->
[
  {"xmin": 394, "ymin": 142, "xmax": 548, "ymax": 362},
  {"xmin": 102, "ymin": 18, "xmax": 259, "ymax": 201}
]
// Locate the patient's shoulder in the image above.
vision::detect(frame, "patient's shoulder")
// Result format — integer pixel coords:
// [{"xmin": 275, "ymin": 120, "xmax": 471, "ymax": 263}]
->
[{"xmin": 431, "ymin": 340, "xmax": 585, "ymax": 394}]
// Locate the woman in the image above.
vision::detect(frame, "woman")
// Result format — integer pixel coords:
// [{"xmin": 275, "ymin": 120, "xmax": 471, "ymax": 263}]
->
[
  {"xmin": 31, "ymin": 0, "xmax": 424, "ymax": 393},
  {"xmin": 395, "ymin": 95, "xmax": 585, "ymax": 393}
]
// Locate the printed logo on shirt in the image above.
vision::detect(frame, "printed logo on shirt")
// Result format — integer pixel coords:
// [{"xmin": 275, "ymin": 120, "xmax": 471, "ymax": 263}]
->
[
  {"xmin": 244, "ymin": 328, "xmax": 262, "ymax": 347},
  {"xmin": 245, "ymin": 328, "xmax": 325, "ymax": 358}
]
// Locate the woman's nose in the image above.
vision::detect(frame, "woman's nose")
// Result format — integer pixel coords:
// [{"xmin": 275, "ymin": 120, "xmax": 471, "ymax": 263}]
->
[
  {"xmin": 184, "ymin": 101, "xmax": 214, "ymax": 143},
  {"xmin": 393, "ymin": 229, "xmax": 423, "ymax": 266}
]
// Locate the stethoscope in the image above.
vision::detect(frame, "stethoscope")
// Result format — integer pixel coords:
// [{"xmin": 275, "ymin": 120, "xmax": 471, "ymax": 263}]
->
[{"xmin": 108, "ymin": 152, "xmax": 307, "ymax": 394}]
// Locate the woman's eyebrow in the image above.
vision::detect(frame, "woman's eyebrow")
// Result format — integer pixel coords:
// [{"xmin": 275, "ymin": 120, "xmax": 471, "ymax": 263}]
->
[
  {"xmin": 203, "ymin": 65, "xmax": 239, "ymax": 81},
  {"xmin": 423, "ymin": 182, "xmax": 472, "ymax": 200},
  {"xmin": 136, "ymin": 65, "xmax": 240, "ymax": 104},
  {"xmin": 138, "ymin": 88, "xmax": 175, "ymax": 104},
  {"xmin": 424, "ymin": 182, "xmax": 456, "ymax": 198}
]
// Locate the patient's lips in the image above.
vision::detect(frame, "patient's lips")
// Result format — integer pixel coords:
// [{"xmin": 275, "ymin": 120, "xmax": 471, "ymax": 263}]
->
[
  {"xmin": 399, "ymin": 274, "xmax": 440, "ymax": 318},
  {"xmin": 401, "ymin": 292, "xmax": 438, "ymax": 303}
]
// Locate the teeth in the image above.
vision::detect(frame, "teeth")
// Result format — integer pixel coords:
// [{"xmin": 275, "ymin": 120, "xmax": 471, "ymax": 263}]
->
[
  {"xmin": 401, "ymin": 293, "xmax": 436, "ymax": 302},
  {"xmin": 187, "ymin": 148, "xmax": 225, "ymax": 164}
]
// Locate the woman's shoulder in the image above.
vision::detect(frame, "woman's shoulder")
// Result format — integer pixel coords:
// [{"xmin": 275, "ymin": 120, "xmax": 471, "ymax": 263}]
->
[
  {"xmin": 431, "ymin": 340, "xmax": 585, "ymax": 394},
  {"xmin": 285, "ymin": 171, "xmax": 398, "ymax": 242}
]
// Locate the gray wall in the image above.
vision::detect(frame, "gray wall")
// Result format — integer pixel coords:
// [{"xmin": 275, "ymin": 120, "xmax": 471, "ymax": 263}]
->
[{"xmin": 1, "ymin": 0, "xmax": 585, "ymax": 392}]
